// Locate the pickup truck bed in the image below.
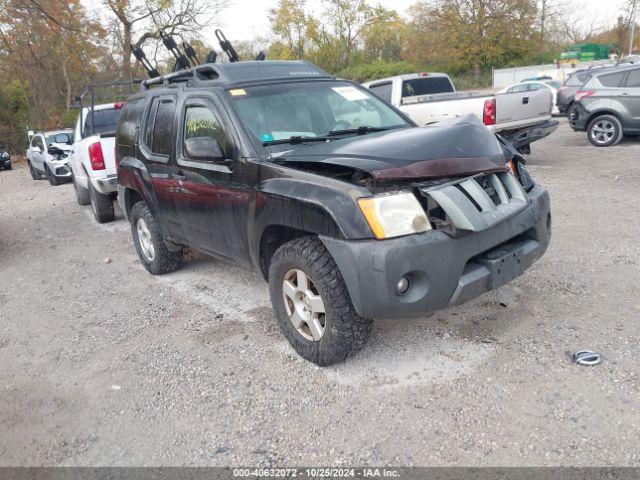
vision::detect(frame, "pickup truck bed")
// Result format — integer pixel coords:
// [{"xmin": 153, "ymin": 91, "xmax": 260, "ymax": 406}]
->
[{"xmin": 363, "ymin": 73, "xmax": 557, "ymax": 149}]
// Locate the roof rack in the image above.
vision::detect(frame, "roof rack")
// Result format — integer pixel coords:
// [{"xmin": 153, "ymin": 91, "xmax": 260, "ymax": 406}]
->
[{"xmin": 140, "ymin": 61, "xmax": 333, "ymax": 90}]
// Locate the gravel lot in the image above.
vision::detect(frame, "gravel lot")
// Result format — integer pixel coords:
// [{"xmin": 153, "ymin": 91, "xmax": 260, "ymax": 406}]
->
[{"xmin": 0, "ymin": 119, "xmax": 639, "ymax": 466}]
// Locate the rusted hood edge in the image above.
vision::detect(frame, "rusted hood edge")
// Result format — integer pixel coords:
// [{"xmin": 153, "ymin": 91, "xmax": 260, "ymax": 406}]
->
[{"xmin": 371, "ymin": 156, "xmax": 508, "ymax": 181}]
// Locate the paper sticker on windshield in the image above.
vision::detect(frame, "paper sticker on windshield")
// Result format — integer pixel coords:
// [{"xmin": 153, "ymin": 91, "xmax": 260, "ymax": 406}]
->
[
  {"xmin": 229, "ymin": 88, "xmax": 247, "ymax": 96},
  {"xmin": 332, "ymin": 86, "xmax": 369, "ymax": 101}
]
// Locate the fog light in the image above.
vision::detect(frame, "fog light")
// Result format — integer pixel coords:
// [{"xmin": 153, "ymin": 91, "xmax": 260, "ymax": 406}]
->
[{"xmin": 396, "ymin": 276, "xmax": 411, "ymax": 295}]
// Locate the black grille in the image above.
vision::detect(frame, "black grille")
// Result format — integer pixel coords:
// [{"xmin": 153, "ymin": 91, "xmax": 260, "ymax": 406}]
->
[{"xmin": 478, "ymin": 175, "xmax": 501, "ymax": 206}]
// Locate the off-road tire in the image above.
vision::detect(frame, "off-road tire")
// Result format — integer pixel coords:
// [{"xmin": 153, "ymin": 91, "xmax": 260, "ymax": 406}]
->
[
  {"xmin": 587, "ymin": 114, "xmax": 623, "ymax": 147},
  {"xmin": 89, "ymin": 183, "xmax": 115, "ymax": 223},
  {"xmin": 268, "ymin": 236, "xmax": 373, "ymax": 366},
  {"xmin": 46, "ymin": 166, "xmax": 60, "ymax": 186},
  {"xmin": 28, "ymin": 161, "xmax": 39, "ymax": 180},
  {"xmin": 73, "ymin": 174, "xmax": 90, "ymax": 206},
  {"xmin": 5, "ymin": 164, "xmax": 11, "ymax": 170},
  {"xmin": 130, "ymin": 201, "xmax": 183, "ymax": 275}
]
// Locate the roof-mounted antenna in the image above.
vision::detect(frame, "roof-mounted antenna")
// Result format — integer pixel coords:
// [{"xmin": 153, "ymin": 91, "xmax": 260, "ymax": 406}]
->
[
  {"xmin": 130, "ymin": 44, "xmax": 161, "ymax": 78},
  {"xmin": 182, "ymin": 42, "xmax": 200, "ymax": 66},
  {"xmin": 215, "ymin": 29, "xmax": 239, "ymax": 62}
]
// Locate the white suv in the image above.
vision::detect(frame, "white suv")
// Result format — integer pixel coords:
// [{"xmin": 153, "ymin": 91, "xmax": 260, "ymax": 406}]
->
[{"xmin": 26, "ymin": 130, "xmax": 74, "ymax": 185}]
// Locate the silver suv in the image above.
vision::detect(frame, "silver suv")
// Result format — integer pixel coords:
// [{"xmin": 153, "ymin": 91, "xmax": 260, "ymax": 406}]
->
[
  {"xmin": 26, "ymin": 130, "xmax": 74, "ymax": 185},
  {"xmin": 570, "ymin": 65, "xmax": 640, "ymax": 146}
]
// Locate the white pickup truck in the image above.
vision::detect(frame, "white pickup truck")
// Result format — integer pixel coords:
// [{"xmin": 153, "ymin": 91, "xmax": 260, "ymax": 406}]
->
[
  {"xmin": 69, "ymin": 102, "xmax": 123, "ymax": 223},
  {"xmin": 362, "ymin": 73, "xmax": 558, "ymax": 152}
]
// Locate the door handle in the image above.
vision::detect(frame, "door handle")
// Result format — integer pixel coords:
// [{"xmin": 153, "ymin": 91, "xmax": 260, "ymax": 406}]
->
[
  {"xmin": 173, "ymin": 174, "xmax": 186, "ymax": 181},
  {"xmin": 621, "ymin": 92, "xmax": 630, "ymax": 96}
]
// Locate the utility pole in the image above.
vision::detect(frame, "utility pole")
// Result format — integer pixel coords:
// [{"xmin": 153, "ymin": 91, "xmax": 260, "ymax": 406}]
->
[{"xmin": 630, "ymin": 0, "xmax": 638, "ymax": 56}]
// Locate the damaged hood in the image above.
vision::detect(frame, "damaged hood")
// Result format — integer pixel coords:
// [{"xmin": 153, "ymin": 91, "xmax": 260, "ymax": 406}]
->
[{"xmin": 272, "ymin": 115, "xmax": 508, "ymax": 181}]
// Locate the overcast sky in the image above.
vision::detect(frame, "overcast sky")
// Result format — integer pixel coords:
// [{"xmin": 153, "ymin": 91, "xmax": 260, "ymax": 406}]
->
[
  {"xmin": 212, "ymin": 0, "xmax": 629, "ymax": 41},
  {"xmin": 83, "ymin": 0, "xmax": 631, "ymax": 44}
]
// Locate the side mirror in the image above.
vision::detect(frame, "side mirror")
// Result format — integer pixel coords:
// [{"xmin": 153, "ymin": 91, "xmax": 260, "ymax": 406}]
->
[{"xmin": 184, "ymin": 137, "xmax": 225, "ymax": 162}]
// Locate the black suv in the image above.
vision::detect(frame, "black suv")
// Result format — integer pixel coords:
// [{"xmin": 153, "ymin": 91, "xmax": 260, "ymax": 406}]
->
[
  {"xmin": 0, "ymin": 143, "xmax": 11, "ymax": 170},
  {"xmin": 116, "ymin": 61, "xmax": 551, "ymax": 365}
]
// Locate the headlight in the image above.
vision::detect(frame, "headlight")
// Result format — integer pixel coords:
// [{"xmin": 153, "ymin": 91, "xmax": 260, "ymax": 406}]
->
[{"xmin": 357, "ymin": 192, "xmax": 430, "ymax": 239}]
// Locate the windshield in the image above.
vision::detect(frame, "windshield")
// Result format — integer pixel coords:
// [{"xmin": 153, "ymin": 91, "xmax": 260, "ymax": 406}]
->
[
  {"xmin": 83, "ymin": 108, "xmax": 121, "ymax": 137},
  {"xmin": 46, "ymin": 132, "xmax": 73, "ymax": 146},
  {"xmin": 229, "ymin": 81, "xmax": 409, "ymax": 147},
  {"xmin": 546, "ymin": 81, "xmax": 561, "ymax": 89}
]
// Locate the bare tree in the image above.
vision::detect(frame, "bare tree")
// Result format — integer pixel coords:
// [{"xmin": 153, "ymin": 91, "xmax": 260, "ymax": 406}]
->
[{"xmin": 104, "ymin": 0, "xmax": 230, "ymax": 81}]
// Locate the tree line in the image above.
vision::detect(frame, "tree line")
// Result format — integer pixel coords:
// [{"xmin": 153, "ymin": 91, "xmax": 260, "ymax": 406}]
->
[{"xmin": 0, "ymin": 0, "xmax": 638, "ymax": 153}]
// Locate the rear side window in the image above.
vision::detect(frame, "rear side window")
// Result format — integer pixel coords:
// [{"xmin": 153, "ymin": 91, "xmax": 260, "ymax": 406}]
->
[
  {"xmin": 401, "ymin": 77, "xmax": 454, "ymax": 97},
  {"xmin": 624, "ymin": 69, "xmax": 640, "ymax": 87},
  {"xmin": 369, "ymin": 82, "xmax": 392, "ymax": 102},
  {"xmin": 117, "ymin": 97, "xmax": 145, "ymax": 155},
  {"xmin": 599, "ymin": 71, "xmax": 626, "ymax": 88},
  {"xmin": 148, "ymin": 98, "xmax": 176, "ymax": 156}
]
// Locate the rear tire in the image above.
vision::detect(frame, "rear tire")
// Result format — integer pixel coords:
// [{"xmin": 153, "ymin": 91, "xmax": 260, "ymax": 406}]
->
[
  {"xmin": 46, "ymin": 166, "xmax": 60, "ymax": 186},
  {"xmin": 89, "ymin": 183, "xmax": 115, "ymax": 223},
  {"xmin": 130, "ymin": 201, "xmax": 183, "ymax": 275},
  {"xmin": 587, "ymin": 114, "xmax": 623, "ymax": 147},
  {"xmin": 268, "ymin": 236, "xmax": 373, "ymax": 366},
  {"xmin": 73, "ymin": 174, "xmax": 90, "ymax": 206}
]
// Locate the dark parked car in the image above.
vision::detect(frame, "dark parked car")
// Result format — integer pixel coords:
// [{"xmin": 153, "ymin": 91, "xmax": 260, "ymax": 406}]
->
[
  {"xmin": 116, "ymin": 61, "xmax": 551, "ymax": 365},
  {"xmin": 557, "ymin": 65, "xmax": 622, "ymax": 116},
  {"xmin": 0, "ymin": 143, "xmax": 11, "ymax": 170},
  {"xmin": 570, "ymin": 66, "xmax": 640, "ymax": 146}
]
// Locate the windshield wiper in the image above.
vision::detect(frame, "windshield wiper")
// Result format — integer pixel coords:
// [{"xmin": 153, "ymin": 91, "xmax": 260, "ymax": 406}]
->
[
  {"xmin": 262, "ymin": 135, "xmax": 328, "ymax": 146},
  {"xmin": 327, "ymin": 125, "xmax": 398, "ymax": 137}
]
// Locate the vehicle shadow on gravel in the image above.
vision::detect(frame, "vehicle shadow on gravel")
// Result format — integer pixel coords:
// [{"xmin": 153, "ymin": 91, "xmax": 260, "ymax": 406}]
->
[{"xmin": 322, "ymin": 285, "xmax": 526, "ymax": 388}]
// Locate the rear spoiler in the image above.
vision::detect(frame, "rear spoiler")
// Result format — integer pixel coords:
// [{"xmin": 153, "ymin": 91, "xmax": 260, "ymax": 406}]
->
[{"xmin": 100, "ymin": 131, "xmax": 117, "ymax": 138}]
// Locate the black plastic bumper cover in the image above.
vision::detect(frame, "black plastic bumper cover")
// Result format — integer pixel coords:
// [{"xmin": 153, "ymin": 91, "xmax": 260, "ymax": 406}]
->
[
  {"xmin": 500, "ymin": 120, "xmax": 559, "ymax": 150},
  {"xmin": 320, "ymin": 185, "xmax": 551, "ymax": 320}
]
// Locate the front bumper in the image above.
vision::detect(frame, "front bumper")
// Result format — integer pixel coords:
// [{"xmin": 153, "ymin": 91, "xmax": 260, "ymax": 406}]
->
[
  {"xmin": 320, "ymin": 185, "xmax": 551, "ymax": 320},
  {"xmin": 0, "ymin": 158, "xmax": 11, "ymax": 168},
  {"xmin": 48, "ymin": 162, "xmax": 72, "ymax": 178}
]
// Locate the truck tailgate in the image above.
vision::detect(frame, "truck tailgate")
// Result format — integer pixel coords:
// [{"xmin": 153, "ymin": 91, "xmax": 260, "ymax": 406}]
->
[
  {"xmin": 495, "ymin": 89, "xmax": 552, "ymax": 127},
  {"xmin": 401, "ymin": 92, "xmax": 492, "ymax": 126}
]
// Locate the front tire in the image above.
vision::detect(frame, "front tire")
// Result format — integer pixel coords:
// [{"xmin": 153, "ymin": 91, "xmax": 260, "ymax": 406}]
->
[
  {"xmin": 130, "ymin": 202, "xmax": 183, "ymax": 275},
  {"xmin": 587, "ymin": 114, "xmax": 623, "ymax": 147},
  {"xmin": 73, "ymin": 174, "xmax": 90, "ymax": 206},
  {"xmin": 46, "ymin": 166, "xmax": 60, "ymax": 186},
  {"xmin": 89, "ymin": 183, "xmax": 115, "ymax": 223},
  {"xmin": 268, "ymin": 236, "xmax": 373, "ymax": 366}
]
